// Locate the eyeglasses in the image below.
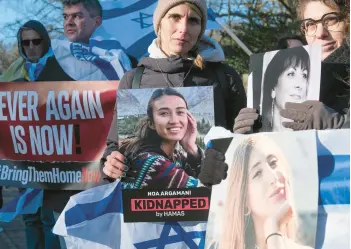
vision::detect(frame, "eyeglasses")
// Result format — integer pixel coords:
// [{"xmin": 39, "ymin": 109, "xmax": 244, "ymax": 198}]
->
[
  {"xmin": 300, "ymin": 12, "xmax": 344, "ymax": 37},
  {"xmin": 22, "ymin": 39, "xmax": 43, "ymax": 46}
]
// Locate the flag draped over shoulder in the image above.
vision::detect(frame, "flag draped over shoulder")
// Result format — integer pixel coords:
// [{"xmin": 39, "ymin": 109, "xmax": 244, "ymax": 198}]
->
[
  {"xmin": 53, "ymin": 181, "xmax": 207, "ymax": 249},
  {"xmin": 100, "ymin": 0, "xmax": 221, "ymax": 60},
  {"xmin": 51, "ymin": 25, "xmax": 132, "ymax": 81}
]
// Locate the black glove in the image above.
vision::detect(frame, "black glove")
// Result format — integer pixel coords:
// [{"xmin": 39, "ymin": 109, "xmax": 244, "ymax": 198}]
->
[
  {"xmin": 198, "ymin": 149, "xmax": 228, "ymax": 187},
  {"xmin": 280, "ymin": 101, "xmax": 347, "ymax": 130},
  {"xmin": 233, "ymin": 108, "xmax": 261, "ymax": 134}
]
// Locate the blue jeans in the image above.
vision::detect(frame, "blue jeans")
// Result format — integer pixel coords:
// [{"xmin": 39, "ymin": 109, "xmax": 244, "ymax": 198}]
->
[{"xmin": 23, "ymin": 206, "xmax": 61, "ymax": 249}]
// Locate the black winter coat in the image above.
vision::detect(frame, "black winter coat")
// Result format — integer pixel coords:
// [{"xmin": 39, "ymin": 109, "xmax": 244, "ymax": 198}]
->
[{"xmin": 101, "ymin": 55, "xmax": 247, "ymax": 170}]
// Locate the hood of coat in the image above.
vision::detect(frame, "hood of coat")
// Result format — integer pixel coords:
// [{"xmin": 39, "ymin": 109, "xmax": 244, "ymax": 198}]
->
[
  {"xmin": 140, "ymin": 35, "xmax": 225, "ymax": 73},
  {"xmin": 17, "ymin": 20, "xmax": 51, "ymax": 60},
  {"xmin": 17, "ymin": 20, "xmax": 51, "ymax": 61}
]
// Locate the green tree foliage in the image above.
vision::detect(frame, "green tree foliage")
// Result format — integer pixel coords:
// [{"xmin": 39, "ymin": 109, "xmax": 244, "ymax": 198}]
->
[
  {"xmin": 0, "ymin": 41, "xmax": 18, "ymax": 73},
  {"xmin": 118, "ymin": 115, "xmax": 144, "ymax": 136},
  {"xmin": 197, "ymin": 118, "xmax": 212, "ymax": 135},
  {"xmin": 196, "ymin": 136, "xmax": 206, "ymax": 149}
]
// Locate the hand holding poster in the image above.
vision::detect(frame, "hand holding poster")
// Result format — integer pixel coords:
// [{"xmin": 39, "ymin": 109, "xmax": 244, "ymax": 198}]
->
[{"xmin": 0, "ymin": 81, "xmax": 118, "ymax": 190}]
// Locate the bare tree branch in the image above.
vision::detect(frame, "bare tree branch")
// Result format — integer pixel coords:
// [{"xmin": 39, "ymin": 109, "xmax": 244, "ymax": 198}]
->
[{"xmin": 276, "ymin": 0, "xmax": 293, "ymax": 13}]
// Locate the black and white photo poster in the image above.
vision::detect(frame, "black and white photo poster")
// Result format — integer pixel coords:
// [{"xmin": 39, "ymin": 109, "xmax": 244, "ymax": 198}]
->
[{"xmin": 247, "ymin": 45, "xmax": 321, "ymax": 132}]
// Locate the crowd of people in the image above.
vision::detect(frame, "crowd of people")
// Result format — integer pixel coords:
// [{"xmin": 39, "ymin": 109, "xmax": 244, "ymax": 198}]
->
[{"xmin": 0, "ymin": 0, "xmax": 349, "ymax": 248}]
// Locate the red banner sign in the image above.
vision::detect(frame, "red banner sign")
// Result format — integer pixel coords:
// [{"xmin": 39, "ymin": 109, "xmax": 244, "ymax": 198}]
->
[{"xmin": 0, "ymin": 81, "xmax": 118, "ymax": 189}]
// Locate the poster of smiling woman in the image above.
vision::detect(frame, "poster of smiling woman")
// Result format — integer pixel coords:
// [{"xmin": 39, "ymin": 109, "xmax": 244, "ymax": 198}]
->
[
  {"xmin": 247, "ymin": 45, "xmax": 321, "ymax": 132},
  {"xmin": 117, "ymin": 86, "xmax": 214, "ymax": 189},
  {"xmin": 117, "ymin": 86, "xmax": 215, "ymax": 222},
  {"xmin": 205, "ymin": 131, "xmax": 319, "ymax": 249}
]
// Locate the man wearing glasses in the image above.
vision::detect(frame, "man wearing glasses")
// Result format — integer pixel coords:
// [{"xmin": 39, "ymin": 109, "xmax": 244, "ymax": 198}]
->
[
  {"xmin": 20, "ymin": 30, "xmax": 46, "ymax": 63},
  {"xmin": 0, "ymin": 20, "xmax": 58, "ymax": 82}
]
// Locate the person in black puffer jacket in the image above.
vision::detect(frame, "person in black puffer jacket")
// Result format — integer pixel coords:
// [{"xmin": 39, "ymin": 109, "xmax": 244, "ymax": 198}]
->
[{"xmin": 101, "ymin": 0, "xmax": 246, "ymax": 185}]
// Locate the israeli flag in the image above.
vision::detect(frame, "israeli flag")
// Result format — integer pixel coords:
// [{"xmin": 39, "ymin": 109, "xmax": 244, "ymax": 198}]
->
[
  {"xmin": 0, "ymin": 188, "xmax": 43, "ymax": 222},
  {"xmin": 101, "ymin": 0, "xmax": 221, "ymax": 60},
  {"xmin": 315, "ymin": 129, "xmax": 350, "ymax": 249},
  {"xmin": 53, "ymin": 180, "xmax": 207, "ymax": 249},
  {"xmin": 51, "ymin": 25, "xmax": 132, "ymax": 81}
]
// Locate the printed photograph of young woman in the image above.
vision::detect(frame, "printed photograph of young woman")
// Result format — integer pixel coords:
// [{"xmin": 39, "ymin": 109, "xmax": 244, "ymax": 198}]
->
[
  {"xmin": 247, "ymin": 45, "xmax": 321, "ymax": 132},
  {"xmin": 116, "ymin": 86, "xmax": 214, "ymax": 189},
  {"xmin": 205, "ymin": 131, "xmax": 319, "ymax": 249}
]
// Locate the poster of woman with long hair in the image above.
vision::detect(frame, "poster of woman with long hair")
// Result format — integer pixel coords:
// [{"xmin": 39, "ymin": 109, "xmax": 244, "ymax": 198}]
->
[
  {"xmin": 205, "ymin": 131, "xmax": 319, "ymax": 249},
  {"xmin": 117, "ymin": 86, "xmax": 214, "ymax": 189}
]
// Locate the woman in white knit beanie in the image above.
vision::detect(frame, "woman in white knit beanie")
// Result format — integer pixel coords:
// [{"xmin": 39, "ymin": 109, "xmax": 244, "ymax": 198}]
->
[
  {"xmin": 102, "ymin": 0, "xmax": 246, "ymax": 188},
  {"xmin": 152, "ymin": 0, "xmax": 208, "ymax": 68}
]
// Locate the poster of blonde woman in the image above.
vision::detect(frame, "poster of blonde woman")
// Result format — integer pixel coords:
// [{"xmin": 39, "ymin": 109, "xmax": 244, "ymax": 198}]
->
[{"xmin": 205, "ymin": 131, "xmax": 319, "ymax": 249}]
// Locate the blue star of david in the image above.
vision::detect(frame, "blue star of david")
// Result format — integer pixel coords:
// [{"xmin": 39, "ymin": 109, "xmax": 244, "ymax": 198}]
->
[
  {"xmin": 134, "ymin": 222, "xmax": 206, "ymax": 249},
  {"xmin": 131, "ymin": 12, "xmax": 153, "ymax": 29}
]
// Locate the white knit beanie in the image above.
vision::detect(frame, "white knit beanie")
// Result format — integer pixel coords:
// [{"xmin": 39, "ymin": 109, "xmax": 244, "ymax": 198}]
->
[{"xmin": 153, "ymin": 0, "xmax": 207, "ymax": 37}]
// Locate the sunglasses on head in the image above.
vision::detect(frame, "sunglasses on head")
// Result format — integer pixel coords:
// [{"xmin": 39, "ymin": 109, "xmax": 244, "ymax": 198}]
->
[{"xmin": 22, "ymin": 38, "xmax": 43, "ymax": 46}]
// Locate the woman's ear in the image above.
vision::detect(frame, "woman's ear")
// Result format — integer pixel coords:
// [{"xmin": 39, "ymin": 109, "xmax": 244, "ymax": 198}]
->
[
  {"xmin": 271, "ymin": 89, "xmax": 276, "ymax": 99},
  {"xmin": 157, "ymin": 28, "xmax": 161, "ymax": 47}
]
